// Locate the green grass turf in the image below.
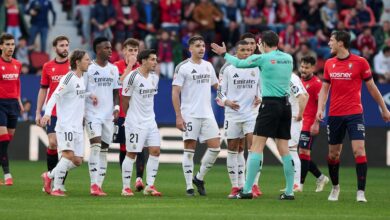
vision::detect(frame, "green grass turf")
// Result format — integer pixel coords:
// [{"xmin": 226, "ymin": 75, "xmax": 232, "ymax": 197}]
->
[{"xmin": 0, "ymin": 161, "xmax": 389, "ymax": 220}]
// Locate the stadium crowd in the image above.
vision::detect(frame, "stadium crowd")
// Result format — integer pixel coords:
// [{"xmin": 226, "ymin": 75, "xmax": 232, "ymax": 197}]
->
[{"xmin": 1, "ymin": 0, "xmax": 390, "ymax": 82}]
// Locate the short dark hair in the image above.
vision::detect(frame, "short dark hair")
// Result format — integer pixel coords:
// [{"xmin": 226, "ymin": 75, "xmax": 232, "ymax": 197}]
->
[
  {"xmin": 70, "ymin": 49, "xmax": 87, "ymax": 70},
  {"xmin": 137, "ymin": 49, "xmax": 156, "ymax": 63},
  {"xmin": 0, "ymin": 33, "xmax": 15, "ymax": 45},
  {"xmin": 188, "ymin": 35, "xmax": 204, "ymax": 46},
  {"xmin": 52, "ymin": 36, "xmax": 69, "ymax": 47},
  {"xmin": 236, "ymin": 40, "xmax": 249, "ymax": 47},
  {"xmin": 123, "ymin": 38, "xmax": 139, "ymax": 48},
  {"xmin": 261, "ymin": 30, "xmax": 279, "ymax": 47},
  {"xmin": 93, "ymin": 37, "xmax": 110, "ymax": 53},
  {"xmin": 383, "ymin": 46, "xmax": 390, "ymax": 54},
  {"xmin": 331, "ymin": 30, "xmax": 351, "ymax": 49},
  {"xmin": 240, "ymin": 32, "xmax": 256, "ymax": 41},
  {"xmin": 300, "ymin": 56, "xmax": 316, "ymax": 66}
]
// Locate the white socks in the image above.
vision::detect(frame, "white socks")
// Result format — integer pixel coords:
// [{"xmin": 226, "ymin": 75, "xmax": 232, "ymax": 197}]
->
[
  {"xmin": 196, "ymin": 148, "xmax": 220, "ymax": 181},
  {"xmin": 182, "ymin": 149, "xmax": 194, "ymax": 190},
  {"xmin": 290, "ymin": 147, "xmax": 301, "ymax": 186},
  {"xmin": 97, "ymin": 148, "xmax": 108, "ymax": 187},
  {"xmin": 121, "ymin": 156, "xmax": 135, "ymax": 189},
  {"xmin": 89, "ymin": 143, "xmax": 100, "ymax": 186},
  {"xmin": 237, "ymin": 151, "xmax": 246, "ymax": 188},
  {"xmin": 146, "ymin": 155, "xmax": 159, "ymax": 186},
  {"xmin": 53, "ymin": 157, "xmax": 76, "ymax": 190},
  {"xmin": 227, "ymin": 150, "xmax": 238, "ymax": 188}
]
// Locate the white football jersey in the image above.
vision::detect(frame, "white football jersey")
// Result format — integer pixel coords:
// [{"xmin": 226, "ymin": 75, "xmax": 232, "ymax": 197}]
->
[
  {"xmin": 45, "ymin": 72, "xmax": 87, "ymax": 133},
  {"xmin": 85, "ymin": 61, "xmax": 121, "ymax": 120},
  {"xmin": 289, "ymin": 73, "xmax": 307, "ymax": 117},
  {"xmin": 172, "ymin": 59, "xmax": 218, "ymax": 119},
  {"xmin": 217, "ymin": 63, "xmax": 261, "ymax": 122},
  {"xmin": 122, "ymin": 69, "xmax": 159, "ymax": 129}
]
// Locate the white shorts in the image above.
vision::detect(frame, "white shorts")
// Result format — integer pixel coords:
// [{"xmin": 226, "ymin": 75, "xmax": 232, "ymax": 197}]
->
[
  {"xmin": 125, "ymin": 124, "xmax": 161, "ymax": 153},
  {"xmin": 85, "ymin": 118, "xmax": 114, "ymax": 144},
  {"xmin": 182, "ymin": 116, "xmax": 220, "ymax": 143},
  {"xmin": 288, "ymin": 119, "xmax": 302, "ymax": 147},
  {"xmin": 56, "ymin": 131, "xmax": 84, "ymax": 157},
  {"xmin": 224, "ymin": 119, "xmax": 255, "ymax": 139}
]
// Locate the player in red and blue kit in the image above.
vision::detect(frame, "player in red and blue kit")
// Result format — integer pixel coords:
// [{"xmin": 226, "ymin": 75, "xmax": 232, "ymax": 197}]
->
[
  {"xmin": 114, "ymin": 38, "xmax": 146, "ymax": 192},
  {"xmin": 35, "ymin": 36, "xmax": 70, "ymax": 188},
  {"xmin": 0, "ymin": 33, "xmax": 23, "ymax": 186},
  {"xmin": 298, "ymin": 56, "xmax": 329, "ymax": 192},
  {"xmin": 317, "ymin": 31, "xmax": 390, "ymax": 202}
]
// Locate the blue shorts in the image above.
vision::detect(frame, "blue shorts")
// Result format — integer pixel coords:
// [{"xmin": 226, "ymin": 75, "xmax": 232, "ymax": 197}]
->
[
  {"xmin": 113, "ymin": 117, "xmax": 125, "ymax": 144},
  {"xmin": 0, "ymin": 99, "xmax": 19, "ymax": 129},
  {"xmin": 46, "ymin": 116, "xmax": 57, "ymax": 134},
  {"xmin": 298, "ymin": 131, "xmax": 315, "ymax": 150},
  {"xmin": 327, "ymin": 114, "xmax": 365, "ymax": 145}
]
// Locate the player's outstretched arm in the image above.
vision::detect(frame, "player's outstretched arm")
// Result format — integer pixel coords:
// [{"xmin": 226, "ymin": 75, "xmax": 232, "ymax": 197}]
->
[
  {"xmin": 365, "ymin": 78, "xmax": 390, "ymax": 122},
  {"xmin": 211, "ymin": 42, "xmax": 261, "ymax": 68},
  {"xmin": 172, "ymin": 85, "xmax": 186, "ymax": 131},
  {"xmin": 316, "ymin": 82, "xmax": 330, "ymax": 122}
]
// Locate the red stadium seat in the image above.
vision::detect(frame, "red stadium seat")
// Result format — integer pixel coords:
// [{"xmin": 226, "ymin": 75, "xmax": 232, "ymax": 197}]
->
[{"xmin": 29, "ymin": 52, "xmax": 50, "ymax": 69}]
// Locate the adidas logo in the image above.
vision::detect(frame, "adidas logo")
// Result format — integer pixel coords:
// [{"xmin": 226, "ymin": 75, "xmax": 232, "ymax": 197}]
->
[
  {"xmin": 191, "ymin": 69, "xmax": 197, "ymax": 74},
  {"xmin": 233, "ymin": 73, "xmax": 239, "ymax": 78},
  {"xmin": 228, "ymin": 171, "xmax": 235, "ymax": 174},
  {"xmin": 93, "ymin": 71, "xmax": 99, "ymax": 76},
  {"xmin": 76, "ymin": 84, "xmax": 80, "ymax": 88},
  {"xmin": 90, "ymin": 168, "xmax": 98, "ymax": 172},
  {"xmin": 124, "ymin": 176, "xmax": 131, "ymax": 179},
  {"xmin": 185, "ymin": 170, "xmax": 193, "ymax": 174},
  {"xmin": 140, "ymin": 83, "xmax": 144, "ymax": 87}
]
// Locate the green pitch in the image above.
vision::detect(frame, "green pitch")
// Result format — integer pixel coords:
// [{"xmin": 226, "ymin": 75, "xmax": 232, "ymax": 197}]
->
[{"xmin": 0, "ymin": 161, "xmax": 389, "ymax": 220}]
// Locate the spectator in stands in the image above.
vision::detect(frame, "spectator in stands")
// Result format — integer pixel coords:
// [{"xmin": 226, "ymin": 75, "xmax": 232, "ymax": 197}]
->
[
  {"xmin": 27, "ymin": 0, "xmax": 56, "ymax": 52},
  {"xmin": 76, "ymin": 0, "xmax": 92, "ymax": 45},
  {"xmin": 114, "ymin": 0, "xmax": 139, "ymax": 42},
  {"xmin": 171, "ymin": 30, "xmax": 183, "ymax": 66},
  {"xmin": 262, "ymin": 0, "xmax": 279, "ymax": 32},
  {"xmin": 320, "ymin": 0, "xmax": 338, "ymax": 32},
  {"xmin": 192, "ymin": 0, "xmax": 223, "ymax": 47},
  {"xmin": 243, "ymin": 0, "xmax": 264, "ymax": 33},
  {"xmin": 279, "ymin": 23, "xmax": 300, "ymax": 55},
  {"xmin": 15, "ymin": 36, "xmax": 30, "ymax": 66},
  {"xmin": 21, "ymin": 64, "xmax": 30, "ymax": 75},
  {"xmin": 381, "ymin": 0, "xmax": 390, "ymax": 23},
  {"xmin": 301, "ymin": 0, "xmax": 322, "ymax": 33},
  {"xmin": 91, "ymin": 0, "xmax": 116, "ymax": 41},
  {"xmin": 277, "ymin": 0, "xmax": 295, "ymax": 24},
  {"xmin": 18, "ymin": 100, "xmax": 33, "ymax": 122},
  {"xmin": 297, "ymin": 20, "xmax": 314, "ymax": 43},
  {"xmin": 366, "ymin": 0, "xmax": 383, "ymax": 22},
  {"xmin": 182, "ymin": 1, "xmax": 196, "ymax": 24},
  {"xmin": 337, "ymin": 0, "xmax": 357, "ymax": 10},
  {"xmin": 374, "ymin": 46, "xmax": 390, "ymax": 83},
  {"xmin": 221, "ymin": 0, "xmax": 242, "ymax": 48},
  {"xmin": 110, "ymin": 41, "xmax": 122, "ymax": 63},
  {"xmin": 344, "ymin": 8, "xmax": 362, "ymax": 34},
  {"xmin": 357, "ymin": 26, "xmax": 376, "ymax": 58},
  {"xmin": 0, "ymin": 0, "xmax": 29, "ymax": 44},
  {"xmin": 309, "ymin": 29, "xmax": 331, "ymax": 59},
  {"xmin": 137, "ymin": 0, "xmax": 159, "ymax": 48},
  {"xmin": 158, "ymin": 29, "xmax": 174, "ymax": 79},
  {"xmin": 295, "ymin": 42, "xmax": 317, "ymax": 65},
  {"xmin": 374, "ymin": 20, "xmax": 390, "ymax": 50},
  {"xmin": 159, "ymin": 0, "xmax": 181, "ymax": 33},
  {"xmin": 355, "ymin": 0, "xmax": 376, "ymax": 28}
]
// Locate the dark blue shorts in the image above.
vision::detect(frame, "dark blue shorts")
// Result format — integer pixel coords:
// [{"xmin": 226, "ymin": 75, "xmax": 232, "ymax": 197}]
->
[
  {"xmin": 0, "ymin": 99, "xmax": 19, "ymax": 129},
  {"xmin": 46, "ymin": 116, "xmax": 57, "ymax": 134},
  {"xmin": 113, "ymin": 117, "xmax": 125, "ymax": 144},
  {"xmin": 327, "ymin": 114, "xmax": 365, "ymax": 145},
  {"xmin": 298, "ymin": 131, "xmax": 315, "ymax": 150}
]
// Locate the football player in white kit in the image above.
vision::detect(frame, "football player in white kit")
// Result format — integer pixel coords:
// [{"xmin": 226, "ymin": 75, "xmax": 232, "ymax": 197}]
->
[
  {"xmin": 41, "ymin": 49, "xmax": 97, "ymax": 196},
  {"xmin": 121, "ymin": 49, "xmax": 161, "ymax": 197},
  {"xmin": 85, "ymin": 37, "xmax": 121, "ymax": 196},
  {"xmin": 217, "ymin": 40, "xmax": 261, "ymax": 198},
  {"xmin": 280, "ymin": 73, "xmax": 308, "ymax": 192},
  {"xmin": 172, "ymin": 35, "xmax": 221, "ymax": 196}
]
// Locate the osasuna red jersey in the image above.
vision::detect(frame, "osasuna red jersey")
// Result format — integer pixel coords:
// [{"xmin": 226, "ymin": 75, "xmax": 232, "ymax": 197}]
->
[
  {"xmin": 0, "ymin": 57, "xmax": 22, "ymax": 99},
  {"xmin": 323, "ymin": 54, "xmax": 372, "ymax": 116},
  {"xmin": 114, "ymin": 60, "xmax": 140, "ymax": 118},
  {"xmin": 41, "ymin": 59, "xmax": 70, "ymax": 116},
  {"xmin": 301, "ymin": 75, "xmax": 322, "ymax": 131}
]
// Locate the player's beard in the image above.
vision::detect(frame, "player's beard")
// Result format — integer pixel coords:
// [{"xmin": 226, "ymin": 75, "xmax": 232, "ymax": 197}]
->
[{"xmin": 57, "ymin": 51, "xmax": 68, "ymax": 59}]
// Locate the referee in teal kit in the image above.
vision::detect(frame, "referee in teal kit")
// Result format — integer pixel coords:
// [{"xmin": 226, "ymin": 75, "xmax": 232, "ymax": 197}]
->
[{"xmin": 211, "ymin": 30, "xmax": 295, "ymax": 200}]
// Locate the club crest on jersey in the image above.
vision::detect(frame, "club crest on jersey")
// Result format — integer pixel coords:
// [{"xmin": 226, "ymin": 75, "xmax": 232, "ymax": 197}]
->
[
  {"xmin": 110, "ymin": 70, "xmax": 114, "ymax": 75},
  {"xmin": 349, "ymin": 63, "xmax": 353, "ymax": 69},
  {"xmin": 251, "ymin": 71, "xmax": 255, "ymax": 77}
]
